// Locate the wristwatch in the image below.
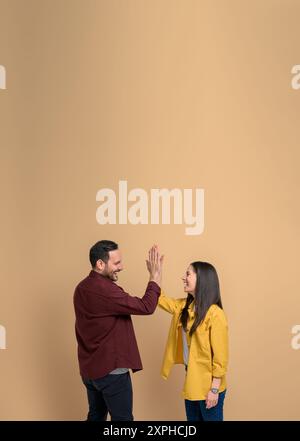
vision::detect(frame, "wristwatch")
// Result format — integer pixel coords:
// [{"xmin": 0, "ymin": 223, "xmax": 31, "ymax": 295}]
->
[{"xmin": 210, "ymin": 388, "xmax": 219, "ymax": 394}]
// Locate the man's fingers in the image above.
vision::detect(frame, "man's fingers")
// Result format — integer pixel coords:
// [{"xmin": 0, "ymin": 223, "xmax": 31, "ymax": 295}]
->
[
  {"xmin": 148, "ymin": 245, "xmax": 163, "ymax": 267},
  {"xmin": 149, "ymin": 246, "xmax": 155, "ymax": 265},
  {"xmin": 155, "ymin": 247, "xmax": 159, "ymax": 265},
  {"xmin": 150, "ymin": 246, "xmax": 154, "ymax": 262},
  {"xmin": 151, "ymin": 245, "xmax": 158, "ymax": 265}
]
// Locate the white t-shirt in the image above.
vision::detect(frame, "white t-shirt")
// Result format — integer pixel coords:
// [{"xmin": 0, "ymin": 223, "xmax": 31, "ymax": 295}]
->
[
  {"xmin": 182, "ymin": 328, "xmax": 189, "ymax": 366},
  {"xmin": 182, "ymin": 303, "xmax": 195, "ymax": 366}
]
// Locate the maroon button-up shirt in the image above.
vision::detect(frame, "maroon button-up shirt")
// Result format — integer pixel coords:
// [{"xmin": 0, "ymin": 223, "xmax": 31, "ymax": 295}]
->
[{"xmin": 73, "ymin": 270, "xmax": 160, "ymax": 379}]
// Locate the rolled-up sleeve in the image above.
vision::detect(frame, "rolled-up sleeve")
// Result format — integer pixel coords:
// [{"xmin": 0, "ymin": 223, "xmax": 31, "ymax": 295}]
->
[{"xmin": 210, "ymin": 309, "xmax": 229, "ymax": 378}]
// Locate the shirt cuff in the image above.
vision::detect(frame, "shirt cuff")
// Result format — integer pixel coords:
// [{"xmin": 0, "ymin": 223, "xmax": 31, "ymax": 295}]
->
[{"xmin": 147, "ymin": 280, "xmax": 161, "ymax": 294}]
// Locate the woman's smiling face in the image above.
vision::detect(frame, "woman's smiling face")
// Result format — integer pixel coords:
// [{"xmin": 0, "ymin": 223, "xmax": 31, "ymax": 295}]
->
[{"xmin": 182, "ymin": 265, "xmax": 197, "ymax": 296}]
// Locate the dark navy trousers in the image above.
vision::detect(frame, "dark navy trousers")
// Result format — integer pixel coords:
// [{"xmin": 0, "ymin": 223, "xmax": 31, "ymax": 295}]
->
[{"xmin": 82, "ymin": 372, "xmax": 133, "ymax": 421}]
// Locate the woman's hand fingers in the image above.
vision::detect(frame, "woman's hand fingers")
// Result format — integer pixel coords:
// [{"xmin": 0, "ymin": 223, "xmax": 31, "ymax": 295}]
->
[
  {"xmin": 205, "ymin": 394, "xmax": 218, "ymax": 409},
  {"xmin": 206, "ymin": 400, "xmax": 217, "ymax": 409},
  {"xmin": 206, "ymin": 400, "xmax": 213, "ymax": 409}
]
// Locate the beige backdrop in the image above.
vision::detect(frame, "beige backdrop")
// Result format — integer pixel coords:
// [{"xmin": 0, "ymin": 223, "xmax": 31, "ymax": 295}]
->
[{"xmin": 1, "ymin": 0, "xmax": 300, "ymax": 420}]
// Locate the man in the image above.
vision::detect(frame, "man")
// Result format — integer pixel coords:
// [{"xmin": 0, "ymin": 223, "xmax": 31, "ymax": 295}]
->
[{"xmin": 73, "ymin": 240, "xmax": 163, "ymax": 421}]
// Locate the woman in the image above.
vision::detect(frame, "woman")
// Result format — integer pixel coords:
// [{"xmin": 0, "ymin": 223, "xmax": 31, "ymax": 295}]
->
[{"xmin": 157, "ymin": 257, "xmax": 229, "ymax": 421}]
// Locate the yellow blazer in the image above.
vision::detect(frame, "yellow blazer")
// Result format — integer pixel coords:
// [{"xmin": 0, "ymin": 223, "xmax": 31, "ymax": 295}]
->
[{"xmin": 159, "ymin": 292, "xmax": 229, "ymax": 400}]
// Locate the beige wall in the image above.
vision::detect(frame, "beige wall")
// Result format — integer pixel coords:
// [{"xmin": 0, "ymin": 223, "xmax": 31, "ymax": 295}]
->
[{"xmin": 1, "ymin": 0, "xmax": 300, "ymax": 420}]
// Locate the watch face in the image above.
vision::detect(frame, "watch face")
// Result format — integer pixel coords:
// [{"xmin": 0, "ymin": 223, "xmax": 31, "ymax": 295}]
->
[{"xmin": 211, "ymin": 388, "xmax": 219, "ymax": 394}]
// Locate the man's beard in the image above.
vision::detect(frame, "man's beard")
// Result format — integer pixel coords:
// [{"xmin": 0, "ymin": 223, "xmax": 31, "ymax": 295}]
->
[
  {"xmin": 110, "ymin": 272, "xmax": 118, "ymax": 281},
  {"xmin": 103, "ymin": 268, "xmax": 119, "ymax": 282}
]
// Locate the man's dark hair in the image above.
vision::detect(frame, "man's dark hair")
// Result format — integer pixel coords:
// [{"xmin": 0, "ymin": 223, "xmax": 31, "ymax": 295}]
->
[{"xmin": 89, "ymin": 240, "xmax": 118, "ymax": 267}]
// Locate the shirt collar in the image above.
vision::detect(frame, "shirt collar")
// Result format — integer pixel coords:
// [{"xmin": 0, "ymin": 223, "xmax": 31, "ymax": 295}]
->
[{"xmin": 89, "ymin": 269, "xmax": 107, "ymax": 280}]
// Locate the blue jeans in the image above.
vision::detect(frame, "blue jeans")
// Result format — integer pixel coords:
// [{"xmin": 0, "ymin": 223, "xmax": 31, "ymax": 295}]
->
[{"xmin": 185, "ymin": 390, "xmax": 226, "ymax": 421}]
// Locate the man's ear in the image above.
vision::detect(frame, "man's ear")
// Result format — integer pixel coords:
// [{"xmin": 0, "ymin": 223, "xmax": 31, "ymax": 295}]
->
[{"xmin": 95, "ymin": 259, "xmax": 105, "ymax": 272}]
